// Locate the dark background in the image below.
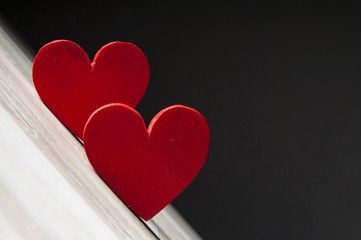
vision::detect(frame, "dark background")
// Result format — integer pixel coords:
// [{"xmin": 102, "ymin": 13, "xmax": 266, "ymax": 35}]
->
[{"xmin": 3, "ymin": 2, "xmax": 361, "ymax": 239}]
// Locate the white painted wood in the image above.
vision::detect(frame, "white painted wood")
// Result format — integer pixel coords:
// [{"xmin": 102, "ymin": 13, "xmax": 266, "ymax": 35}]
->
[
  {"xmin": 0, "ymin": 19, "xmax": 202, "ymax": 240},
  {"xmin": 0, "ymin": 20, "xmax": 157, "ymax": 240}
]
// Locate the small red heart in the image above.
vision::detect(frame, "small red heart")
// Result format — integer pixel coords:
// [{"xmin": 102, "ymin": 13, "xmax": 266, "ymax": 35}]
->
[
  {"xmin": 83, "ymin": 103, "xmax": 210, "ymax": 220},
  {"xmin": 33, "ymin": 40, "xmax": 149, "ymax": 139}
]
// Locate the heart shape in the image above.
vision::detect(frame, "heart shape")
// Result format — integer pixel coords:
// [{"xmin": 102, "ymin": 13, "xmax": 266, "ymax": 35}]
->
[
  {"xmin": 83, "ymin": 103, "xmax": 210, "ymax": 220},
  {"xmin": 32, "ymin": 40, "xmax": 149, "ymax": 139}
]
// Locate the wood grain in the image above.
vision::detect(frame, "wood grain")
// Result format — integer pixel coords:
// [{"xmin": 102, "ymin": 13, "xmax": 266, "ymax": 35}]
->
[{"xmin": 0, "ymin": 19, "xmax": 202, "ymax": 240}]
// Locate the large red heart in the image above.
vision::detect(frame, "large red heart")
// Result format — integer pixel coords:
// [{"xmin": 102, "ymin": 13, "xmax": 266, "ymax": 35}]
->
[
  {"xmin": 32, "ymin": 40, "xmax": 149, "ymax": 140},
  {"xmin": 83, "ymin": 103, "xmax": 210, "ymax": 220}
]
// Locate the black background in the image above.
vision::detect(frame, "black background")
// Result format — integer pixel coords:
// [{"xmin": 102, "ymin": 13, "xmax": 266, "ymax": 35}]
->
[{"xmin": 3, "ymin": 2, "xmax": 361, "ymax": 239}]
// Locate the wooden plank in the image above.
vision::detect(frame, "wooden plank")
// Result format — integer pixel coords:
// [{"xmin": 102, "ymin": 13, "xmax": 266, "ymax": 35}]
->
[
  {"xmin": 0, "ymin": 21, "xmax": 157, "ymax": 240},
  {"xmin": 0, "ymin": 19, "xmax": 202, "ymax": 240}
]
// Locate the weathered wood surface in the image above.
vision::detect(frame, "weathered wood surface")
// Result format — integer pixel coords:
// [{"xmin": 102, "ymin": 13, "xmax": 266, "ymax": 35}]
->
[{"xmin": 0, "ymin": 20, "xmax": 202, "ymax": 240}]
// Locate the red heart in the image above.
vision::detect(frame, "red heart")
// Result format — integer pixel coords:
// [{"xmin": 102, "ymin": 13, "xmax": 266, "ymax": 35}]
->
[
  {"xmin": 32, "ymin": 40, "xmax": 149, "ymax": 140},
  {"xmin": 83, "ymin": 103, "xmax": 210, "ymax": 220}
]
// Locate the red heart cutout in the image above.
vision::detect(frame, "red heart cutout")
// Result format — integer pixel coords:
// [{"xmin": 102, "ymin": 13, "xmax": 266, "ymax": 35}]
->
[
  {"xmin": 32, "ymin": 40, "xmax": 149, "ymax": 140},
  {"xmin": 83, "ymin": 103, "xmax": 210, "ymax": 220}
]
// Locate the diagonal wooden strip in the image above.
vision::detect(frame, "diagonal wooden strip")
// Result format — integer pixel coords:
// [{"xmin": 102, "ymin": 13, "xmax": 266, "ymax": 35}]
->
[
  {"xmin": 0, "ymin": 18, "xmax": 202, "ymax": 240},
  {"xmin": 0, "ymin": 22, "xmax": 157, "ymax": 240}
]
